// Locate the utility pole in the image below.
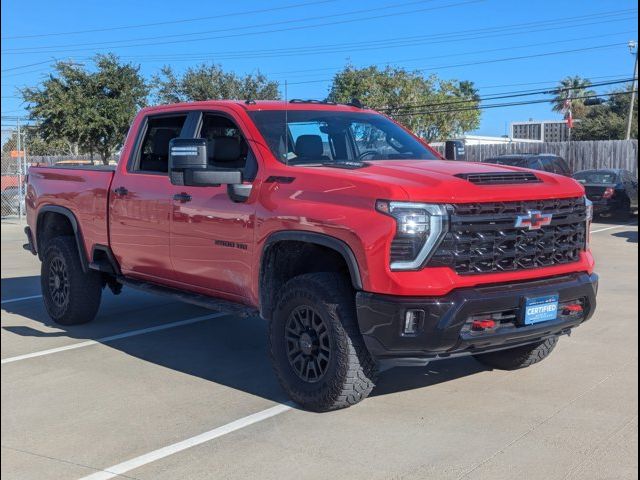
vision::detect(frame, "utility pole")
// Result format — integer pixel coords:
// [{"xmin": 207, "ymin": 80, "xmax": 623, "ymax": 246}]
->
[{"xmin": 626, "ymin": 40, "xmax": 638, "ymax": 140}]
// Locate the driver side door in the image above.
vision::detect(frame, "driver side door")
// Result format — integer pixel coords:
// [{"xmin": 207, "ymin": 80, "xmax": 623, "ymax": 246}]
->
[{"xmin": 170, "ymin": 110, "xmax": 259, "ymax": 301}]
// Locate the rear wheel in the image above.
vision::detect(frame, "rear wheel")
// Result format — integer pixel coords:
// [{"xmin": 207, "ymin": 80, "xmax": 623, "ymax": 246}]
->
[
  {"xmin": 269, "ymin": 272, "xmax": 377, "ymax": 411},
  {"xmin": 41, "ymin": 236, "xmax": 102, "ymax": 325},
  {"xmin": 472, "ymin": 337, "xmax": 558, "ymax": 370}
]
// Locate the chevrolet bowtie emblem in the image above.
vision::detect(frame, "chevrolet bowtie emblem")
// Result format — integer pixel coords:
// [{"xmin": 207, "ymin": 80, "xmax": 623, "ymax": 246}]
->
[{"xmin": 514, "ymin": 210, "xmax": 553, "ymax": 230}]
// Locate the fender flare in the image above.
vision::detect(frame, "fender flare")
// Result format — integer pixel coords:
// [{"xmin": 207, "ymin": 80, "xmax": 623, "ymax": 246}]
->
[
  {"xmin": 36, "ymin": 205, "xmax": 89, "ymax": 272},
  {"xmin": 261, "ymin": 231, "xmax": 363, "ymax": 290}
]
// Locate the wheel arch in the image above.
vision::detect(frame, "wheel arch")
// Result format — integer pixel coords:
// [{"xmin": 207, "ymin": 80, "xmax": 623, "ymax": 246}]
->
[
  {"xmin": 259, "ymin": 231, "xmax": 363, "ymax": 320},
  {"xmin": 36, "ymin": 205, "xmax": 89, "ymax": 272}
]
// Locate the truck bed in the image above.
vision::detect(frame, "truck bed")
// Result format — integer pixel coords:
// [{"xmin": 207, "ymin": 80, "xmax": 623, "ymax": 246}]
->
[{"xmin": 27, "ymin": 165, "xmax": 115, "ymax": 258}]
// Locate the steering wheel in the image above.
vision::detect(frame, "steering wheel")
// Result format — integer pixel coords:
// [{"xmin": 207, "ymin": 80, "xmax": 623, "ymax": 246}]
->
[{"xmin": 356, "ymin": 150, "xmax": 378, "ymax": 161}]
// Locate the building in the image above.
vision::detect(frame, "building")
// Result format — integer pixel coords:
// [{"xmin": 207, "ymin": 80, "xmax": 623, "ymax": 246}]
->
[
  {"xmin": 510, "ymin": 120, "xmax": 575, "ymax": 142},
  {"xmin": 430, "ymin": 134, "xmax": 542, "ymax": 148}
]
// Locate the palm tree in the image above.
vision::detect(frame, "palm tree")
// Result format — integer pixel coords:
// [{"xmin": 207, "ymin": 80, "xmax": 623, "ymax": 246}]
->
[{"xmin": 551, "ymin": 76, "xmax": 595, "ymax": 119}]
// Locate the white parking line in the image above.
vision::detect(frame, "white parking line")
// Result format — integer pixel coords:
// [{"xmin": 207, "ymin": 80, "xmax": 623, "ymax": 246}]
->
[
  {"xmin": 591, "ymin": 221, "xmax": 637, "ymax": 233},
  {"xmin": 79, "ymin": 403, "xmax": 293, "ymax": 480},
  {"xmin": 0, "ymin": 312, "xmax": 227, "ymax": 365},
  {"xmin": 1, "ymin": 294, "xmax": 42, "ymax": 305}
]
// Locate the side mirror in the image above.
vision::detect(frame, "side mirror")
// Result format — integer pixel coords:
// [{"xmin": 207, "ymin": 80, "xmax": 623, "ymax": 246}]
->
[{"xmin": 169, "ymin": 138, "xmax": 242, "ymax": 187}]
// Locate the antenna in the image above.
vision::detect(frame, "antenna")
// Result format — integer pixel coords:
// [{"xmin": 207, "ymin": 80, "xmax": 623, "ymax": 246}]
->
[{"xmin": 284, "ymin": 79, "xmax": 289, "ymax": 166}]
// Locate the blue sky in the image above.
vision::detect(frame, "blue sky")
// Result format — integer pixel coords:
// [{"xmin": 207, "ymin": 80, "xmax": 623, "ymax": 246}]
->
[{"xmin": 1, "ymin": 0, "xmax": 637, "ymax": 136}]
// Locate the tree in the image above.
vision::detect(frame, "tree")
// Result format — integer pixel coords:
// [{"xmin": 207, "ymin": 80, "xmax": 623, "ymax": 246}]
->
[
  {"xmin": 153, "ymin": 64, "xmax": 280, "ymax": 104},
  {"xmin": 22, "ymin": 54, "xmax": 148, "ymax": 164},
  {"xmin": 1, "ymin": 127, "xmax": 69, "ymax": 157},
  {"xmin": 326, "ymin": 65, "xmax": 480, "ymax": 141},
  {"xmin": 573, "ymin": 87, "xmax": 638, "ymax": 140},
  {"xmin": 551, "ymin": 75, "xmax": 595, "ymax": 119}
]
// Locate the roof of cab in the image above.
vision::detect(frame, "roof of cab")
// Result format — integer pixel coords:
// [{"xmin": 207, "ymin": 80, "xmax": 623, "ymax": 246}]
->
[{"xmin": 138, "ymin": 100, "xmax": 371, "ymax": 115}]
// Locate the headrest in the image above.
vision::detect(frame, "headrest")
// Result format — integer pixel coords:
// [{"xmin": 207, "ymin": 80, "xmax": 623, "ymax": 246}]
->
[
  {"xmin": 295, "ymin": 135, "xmax": 324, "ymax": 158},
  {"xmin": 152, "ymin": 128, "xmax": 177, "ymax": 156},
  {"xmin": 212, "ymin": 137, "xmax": 241, "ymax": 162}
]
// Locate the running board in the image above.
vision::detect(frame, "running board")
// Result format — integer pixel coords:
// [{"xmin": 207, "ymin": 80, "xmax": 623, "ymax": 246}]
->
[{"xmin": 118, "ymin": 278, "xmax": 257, "ymax": 318}]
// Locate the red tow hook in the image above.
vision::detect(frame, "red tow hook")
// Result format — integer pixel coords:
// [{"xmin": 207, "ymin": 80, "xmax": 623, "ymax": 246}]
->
[
  {"xmin": 471, "ymin": 319, "xmax": 496, "ymax": 331},
  {"xmin": 562, "ymin": 304, "xmax": 583, "ymax": 315}
]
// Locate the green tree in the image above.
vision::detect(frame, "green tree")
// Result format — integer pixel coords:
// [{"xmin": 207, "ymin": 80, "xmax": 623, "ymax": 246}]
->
[
  {"xmin": 1, "ymin": 127, "xmax": 69, "ymax": 157},
  {"xmin": 326, "ymin": 65, "xmax": 480, "ymax": 141},
  {"xmin": 573, "ymin": 87, "xmax": 638, "ymax": 140},
  {"xmin": 21, "ymin": 54, "xmax": 148, "ymax": 164},
  {"xmin": 153, "ymin": 64, "xmax": 280, "ymax": 104},
  {"xmin": 551, "ymin": 75, "xmax": 595, "ymax": 119}
]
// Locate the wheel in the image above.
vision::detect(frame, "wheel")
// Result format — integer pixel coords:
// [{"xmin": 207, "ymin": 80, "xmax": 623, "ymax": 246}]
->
[
  {"xmin": 472, "ymin": 336, "xmax": 559, "ymax": 370},
  {"xmin": 41, "ymin": 236, "xmax": 102, "ymax": 325},
  {"xmin": 269, "ymin": 272, "xmax": 377, "ymax": 411}
]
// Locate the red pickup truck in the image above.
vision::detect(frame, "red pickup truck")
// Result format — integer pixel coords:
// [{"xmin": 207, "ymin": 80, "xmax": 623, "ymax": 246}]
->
[{"xmin": 24, "ymin": 100, "xmax": 598, "ymax": 411}]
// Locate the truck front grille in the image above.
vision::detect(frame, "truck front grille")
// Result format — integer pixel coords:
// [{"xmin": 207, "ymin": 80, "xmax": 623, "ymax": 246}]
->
[{"xmin": 427, "ymin": 197, "xmax": 587, "ymax": 274}]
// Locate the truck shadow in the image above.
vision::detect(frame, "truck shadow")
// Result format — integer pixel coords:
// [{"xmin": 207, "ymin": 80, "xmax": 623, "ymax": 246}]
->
[
  {"xmin": 612, "ymin": 230, "xmax": 638, "ymax": 243},
  {"xmin": 2, "ymin": 276, "xmax": 487, "ymax": 409}
]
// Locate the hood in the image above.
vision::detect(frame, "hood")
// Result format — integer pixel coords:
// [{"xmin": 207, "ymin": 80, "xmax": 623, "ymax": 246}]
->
[{"xmin": 334, "ymin": 160, "xmax": 585, "ymax": 203}]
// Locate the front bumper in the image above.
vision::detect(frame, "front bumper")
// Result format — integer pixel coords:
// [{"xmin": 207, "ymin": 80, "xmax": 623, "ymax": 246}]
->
[{"xmin": 356, "ymin": 272, "xmax": 598, "ymax": 360}]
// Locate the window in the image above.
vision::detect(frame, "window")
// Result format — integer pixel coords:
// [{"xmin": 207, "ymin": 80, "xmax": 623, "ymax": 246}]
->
[
  {"xmin": 198, "ymin": 114, "xmax": 258, "ymax": 181},
  {"xmin": 135, "ymin": 115, "xmax": 187, "ymax": 173},
  {"xmin": 248, "ymin": 110, "xmax": 438, "ymax": 164}
]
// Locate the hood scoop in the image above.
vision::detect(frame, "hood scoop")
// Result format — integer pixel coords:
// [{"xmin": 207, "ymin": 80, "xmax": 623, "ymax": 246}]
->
[{"xmin": 455, "ymin": 172, "xmax": 541, "ymax": 185}]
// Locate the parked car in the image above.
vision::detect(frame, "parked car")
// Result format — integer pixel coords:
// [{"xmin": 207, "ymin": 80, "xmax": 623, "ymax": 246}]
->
[
  {"xmin": 573, "ymin": 169, "xmax": 638, "ymax": 218},
  {"xmin": 482, "ymin": 154, "xmax": 572, "ymax": 176},
  {"xmin": 24, "ymin": 100, "xmax": 598, "ymax": 411}
]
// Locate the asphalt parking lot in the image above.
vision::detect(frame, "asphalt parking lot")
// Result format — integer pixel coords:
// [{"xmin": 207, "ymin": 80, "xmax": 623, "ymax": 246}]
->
[{"xmin": 1, "ymin": 218, "xmax": 638, "ymax": 480}]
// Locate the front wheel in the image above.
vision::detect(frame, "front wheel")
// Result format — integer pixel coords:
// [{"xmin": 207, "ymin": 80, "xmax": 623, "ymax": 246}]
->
[
  {"xmin": 473, "ymin": 336, "xmax": 559, "ymax": 370},
  {"xmin": 269, "ymin": 272, "xmax": 377, "ymax": 411},
  {"xmin": 41, "ymin": 236, "xmax": 102, "ymax": 325}
]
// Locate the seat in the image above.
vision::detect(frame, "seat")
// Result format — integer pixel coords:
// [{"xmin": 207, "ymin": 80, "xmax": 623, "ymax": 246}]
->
[
  {"xmin": 141, "ymin": 128, "xmax": 178, "ymax": 172},
  {"xmin": 294, "ymin": 135, "xmax": 330, "ymax": 162},
  {"xmin": 209, "ymin": 137, "xmax": 243, "ymax": 169}
]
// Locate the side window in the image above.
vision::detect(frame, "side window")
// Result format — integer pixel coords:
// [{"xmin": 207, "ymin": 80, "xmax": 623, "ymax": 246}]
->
[
  {"xmin": 529, "ymin": 158, "xmax": 544, "ymax": 170},
  {"xmin": 539, "ymin": 157, "xmax": 556, "ymax": 173},
  {"xmin": 198, "ymin": 114, "xmax": 257, "ymax": 181},
  {"xmin": 554, "ymin": 158, "xmax": 570, "ymax": 175},
  {"xmin": 135, "ymin": 115, "xmax": 187, "ymax": 173}
]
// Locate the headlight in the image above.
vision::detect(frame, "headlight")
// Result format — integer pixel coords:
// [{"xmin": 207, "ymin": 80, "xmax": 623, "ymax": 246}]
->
[
  {"xmin": 376, "ymin": 200, "xmax": 449, "ymax": 270},
  {"xmin": 585, "ymin": 197, "xmax": 593, "ymax": 249}
]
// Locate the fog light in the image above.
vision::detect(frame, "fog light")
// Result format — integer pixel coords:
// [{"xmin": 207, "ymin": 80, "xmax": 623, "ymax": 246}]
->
[
  {"xmin": 403, "ymin": 309, "xmax": 424, "ymax": 335},
  {"xmin": 562, "ymin": 304, "xmax": 583, "ymax": 315},
  {"xmin": 471, "ymin": 319, "xmax": 496, "ymax": 331}
]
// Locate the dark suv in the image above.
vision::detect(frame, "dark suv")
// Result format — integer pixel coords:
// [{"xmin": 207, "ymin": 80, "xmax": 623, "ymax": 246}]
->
[{"xmin": 482, "ymin": 154, "xmax": 572, "ymax": 176}]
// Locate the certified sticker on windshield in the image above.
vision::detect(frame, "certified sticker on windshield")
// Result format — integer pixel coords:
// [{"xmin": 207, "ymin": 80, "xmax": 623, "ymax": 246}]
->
[{"xmin": 524, "ymin": 294, "xmax": 559, "ymax": 325}]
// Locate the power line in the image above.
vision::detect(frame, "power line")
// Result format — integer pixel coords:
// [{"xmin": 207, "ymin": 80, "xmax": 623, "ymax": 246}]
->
[
  {"xmin": 379, "ymin": 77, "xmax": 638, "ymax": 111},
  {"xmin": 286, "ymin": 43, "xmax": 631, "ymax": 85},
  {"xmin": 111, "ymin": 9, "xmax": 638, "ymax": 63},
  {"xmin": 2, "ymin": 0, "xmax": 442, "ymax": 52},
  {"xmin": 392, "ymin": 90, "xmax": 638, "ymax": 116},
  {"xmin": 0, "ymin": 0, "xmax": 337, "ymax": 40},
  {"xmin": 0, "ymin": 0, "xmax": 489, "ymax": 54},
  {"xmin": 265, "ymin": 30, "xmax": 635, "ymax": 78}
]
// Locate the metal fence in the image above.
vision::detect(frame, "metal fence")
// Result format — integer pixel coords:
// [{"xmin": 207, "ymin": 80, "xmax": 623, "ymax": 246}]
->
[
  {"xmin": 433, "ymin": 139, "xmax": 639, "ymax": 175},
  {"xmin": 1, "ymin": 125, "xmax": 27, "ymax": 219}
]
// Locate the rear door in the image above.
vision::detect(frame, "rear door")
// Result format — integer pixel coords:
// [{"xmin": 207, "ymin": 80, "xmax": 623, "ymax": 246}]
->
[
  {"xmin": 109, "ymin": 113, "xmax": 190, "ymax": 283},
  {"xmin": 170, "ymin": 110, "xmax": 259, "ymax": 301}
]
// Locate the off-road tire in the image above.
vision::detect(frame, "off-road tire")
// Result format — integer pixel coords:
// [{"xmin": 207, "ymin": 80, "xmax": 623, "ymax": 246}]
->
[
  {"xmin": 269, "ymin": 272, "xmax": 377, "ymax": 411},
  {"xmin": 473, "ymin": 336, "xmax": 559, "ymax": 370},
  {"xmin": 41, "ymin": 236, "xmax": 102, "ymax": 325}
]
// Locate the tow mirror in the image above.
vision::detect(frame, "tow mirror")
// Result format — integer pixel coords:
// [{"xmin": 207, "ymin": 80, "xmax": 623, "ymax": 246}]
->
[{"xmin": 169, "ymin": 138, "xmax": 242, "ymax": 187}]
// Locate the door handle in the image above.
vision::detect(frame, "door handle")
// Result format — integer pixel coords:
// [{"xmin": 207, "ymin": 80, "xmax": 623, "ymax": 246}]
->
[
  {"xmin": 114, "ymin": 186, "xmax": 128, "ymax": 196},
  {"xmin": 173, "ymin": 192, "xmax": 192, "ymax": 203}
]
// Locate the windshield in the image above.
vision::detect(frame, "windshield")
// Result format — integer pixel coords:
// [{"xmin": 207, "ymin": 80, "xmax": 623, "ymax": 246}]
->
[
  {"xmin": 248, "ymin": 110, "xmax": 438, "ymax": 165},
  {"xmin": 573, "ymin": 171, "xmax": 619, "ymax": 184},
  {"xmin": 484, "ymin": 157, "xmax": 527, "ymax": 167}
]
